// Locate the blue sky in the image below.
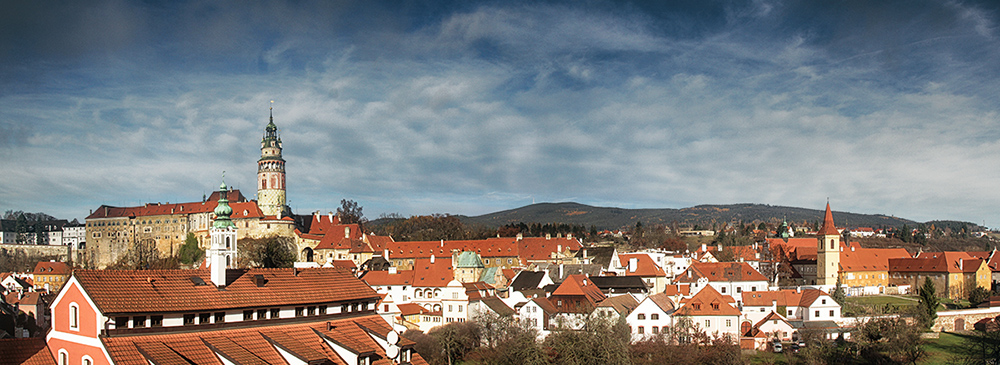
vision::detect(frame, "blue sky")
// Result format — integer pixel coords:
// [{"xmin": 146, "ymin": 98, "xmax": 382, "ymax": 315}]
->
[{"xmin": 2, "ymin": 0, "xmax": 999, "ymax": 227}]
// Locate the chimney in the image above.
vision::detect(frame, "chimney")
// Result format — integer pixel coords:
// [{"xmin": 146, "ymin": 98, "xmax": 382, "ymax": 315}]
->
[
  {"xmin": 717, "ymin": 244, "xmax": 722, "ymax": 251},
  {"xmin": 960, "ymin": 258, "xmax": 964, "ymax": 271},
  {"xmin": 796, "ymin": 287, "xmax": 801, "ymax": 294},
  {"xmin": 388, "ymin": 267, "xmax": 397, "ymax": 274},
  {"xmin": 329, "ymin": 212, "xmax": 334, "ymax": 223},
  {"xmin": 629, "ymin": 257, "xmax": 638, "ymax": 273},
  {"xmin": 851, "ymin": 245, "xmax": 855, "ymax": 252},
  {"xmin": 772, "ymin": 300, "xmax": 777, "ymax": 313},
  {"xmin": 516, "ymin": 233, "xmax": 523, "ymax": 241},
  {"xmin": 557, "ymin": 244, "xmax": 562, "ymax": 253},
  {"xmin": 440, "ymin": 239, "xmax": 444, "ymax": 248},
  {"xmin": 430, "ymin": 255, "xmax": 435, "ymax": 264},
  {"xmin": 254, "ymin": 274, "xmax": 265, "ymax": 287},
  {"xmin": 277, "ymin": 210, "xmax": 282, "ymax": 220},
  {"xmin": 567, "ymin": 233, "xmax": 573, "ymax": 239},
  {"xmin": 559, "ymin": 264, "xmax": 564, "ymax": 278},
  {"xmin": 345, "ymin": 227, "xmax": 350, "ymax": 238},
  {"xmin": 583, "ymin": 249, "xmax": 588, "ymax": 258},
  {"xmin": 384, "ymin": 249, "xmax": 389, "ymax": 259}
]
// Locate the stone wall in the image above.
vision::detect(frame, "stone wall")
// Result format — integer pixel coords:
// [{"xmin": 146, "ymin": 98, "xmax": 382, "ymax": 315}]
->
[
  {"xmin": 0, "ymin": 243, "xmax": 72, "ymax": 262},
  {"xmin": 932, "ymin": 307, "xmax": 1000, "ymax": 332}
]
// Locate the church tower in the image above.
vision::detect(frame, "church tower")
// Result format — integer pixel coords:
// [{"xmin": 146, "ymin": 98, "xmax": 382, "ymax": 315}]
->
[
  {"xmin": 208, "ymin": 180, "xmax": 238, "ymax": 288},
  {"xmin": 816, "ymin": 202, "xmax": 841, "ymax": 286},
  {"xmin": 257, "ymin": 106, "xmax": 288, "ymax": 217}
]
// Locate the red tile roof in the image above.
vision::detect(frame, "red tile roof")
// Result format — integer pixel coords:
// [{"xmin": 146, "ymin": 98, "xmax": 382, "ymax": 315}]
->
[
  {"xmin": 674, "ymin": 262, "xmax": 768, "ymax": 283},
  {"xmin": 73, "ymin": 267, "xmax": 379, "ymax": 314},
  {"xmin": 32, "ymin": 261, "xmax": 71, "ymax": 275},
  {"xmin": 86, "ymin": 191, "xmax": 248, "ymax": 220},
  {"xmin": 0, "ymin": 338, "xmax": 55, "ymax": 365},
  {"xmin": 741, "ymin": 288, "xmax": 830, "ymax": 307},
  {"xmin": 101, "ymin": 315, "xmax": 426, "ymax": 365},
  {"xmin": 891, "ymin": 252, "xmax": 985, "ymax": 273},
  {"xmin": 663, "ymin": 284, "xmax": 691, "ymax": 296}
]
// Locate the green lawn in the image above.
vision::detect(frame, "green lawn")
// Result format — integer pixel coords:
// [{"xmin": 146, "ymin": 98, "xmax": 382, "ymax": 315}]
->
[{"xmin": 920, "ymin": 332, "xmax": 971, "ymax": 364}]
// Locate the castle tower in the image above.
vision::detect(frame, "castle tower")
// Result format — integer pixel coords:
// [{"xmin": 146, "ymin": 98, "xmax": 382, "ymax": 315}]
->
[
  {"xmin": 816, "ymin": 202, "xmax": 841, "ymax": 286},
  {"xmin": 208, "ymin": 180, "xmax": 238, "ymax": 287},
  {"xmin": 257, "ymin": 106, "xmax": 288, "ymax": 217}
]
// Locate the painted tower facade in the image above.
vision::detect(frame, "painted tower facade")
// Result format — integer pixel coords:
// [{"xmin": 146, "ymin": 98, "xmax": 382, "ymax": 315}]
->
[
  {"xmin": 257, "ymin": 107, "xmax": 288, "ymax": 217},
  {"xmin": 816, "ymin": 203, "xmax": 841, "ymax": 286},
  {"xmin": 208, "ymin": 180, "xmax": 237, "ymax": 287}
]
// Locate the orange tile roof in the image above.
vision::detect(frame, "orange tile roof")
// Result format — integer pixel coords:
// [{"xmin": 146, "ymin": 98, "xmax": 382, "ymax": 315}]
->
[
  {"xmin": 0, "ymin": 338, "xmax": 55, "ymax": 365},
  {"xmin": 551, "ymin": 274, "xmax": 606, "ymax": 304},
  {"xmin": 101, "ymin": 315, "xmax": 426, "ymax": 365},
  {"xmin": 839, "ymin": 244, "xmax": 911, "ymax": 272},
  {"xmin": 411, "ymin": 258, "xmax": 455, "ymax": 287},
  {"xmin": 73, "ymin": 267, "xmax": 379, "ymax": 314},
  {"xmin": 361, "ymin": 270, "xmax": 415, "ymax": 286},
  {"xmin": 677, "ymin": 285, "xmax": 739, "ymax": 316},
  {"xmin": 86, "ymin": 191, "xmax": 248, "ymax": 220},
  {"xmin": 817, "ymin": 203, "xmax": 839, "ymax": 236},
  {"xmin": 617, "ymin": 253, "xmax": 667, "ymax": 277},
  {"xmin": 662, "ymin": 284, "xmax": 691, "ymax": 296},
  {"xmin": 674, "ymin": 261, "xmax": 768, "ymax": 283}
]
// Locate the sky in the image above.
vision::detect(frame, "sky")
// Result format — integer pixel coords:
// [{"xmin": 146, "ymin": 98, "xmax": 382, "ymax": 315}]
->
[{"xmin": 1, "ymin": 1, "xmax": 999, "ymax": 227}]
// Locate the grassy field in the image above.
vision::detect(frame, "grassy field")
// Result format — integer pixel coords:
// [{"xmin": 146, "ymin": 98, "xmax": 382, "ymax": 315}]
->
[
  {"xmin": 920, "ymin": 332, "xmax": 970, "ymax": 364},
  {"xmin": 745, "ymin": 332, "xmax": 970, "ymax": 364}
]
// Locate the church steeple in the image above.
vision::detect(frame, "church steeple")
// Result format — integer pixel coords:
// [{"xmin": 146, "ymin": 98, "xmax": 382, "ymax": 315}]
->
[
  {"xmin": 209, "ymin": 178, "xmax": 238, "ymax": 287},
  {"xmin": 816, "ymin": 201, "xmax": 841, "ymax": 287},
  {"xmin": 257, "ymin": 102, "xmax": 288, "ymax": 217}
]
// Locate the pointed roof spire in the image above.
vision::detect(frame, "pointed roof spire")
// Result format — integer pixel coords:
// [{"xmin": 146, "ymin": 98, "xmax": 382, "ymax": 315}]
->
[
  {"xmin": 213, "ymin": 173, "xmax": 235, "ymax": 229},
  {"xmin": 817, "ymin": 202, "xmax": 838, "ymax": 236}
]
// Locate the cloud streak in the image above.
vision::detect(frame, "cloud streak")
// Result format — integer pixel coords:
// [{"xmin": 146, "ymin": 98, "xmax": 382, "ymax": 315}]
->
[{"xmin": 1, "ymin": 0, "xmax": 999, "ymax": 228}]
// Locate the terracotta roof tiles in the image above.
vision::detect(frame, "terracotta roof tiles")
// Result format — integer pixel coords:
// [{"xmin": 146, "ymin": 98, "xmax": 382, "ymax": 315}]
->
[
  {"xmin": 0, "ymin": 338, "xmax": 55, "ymax": 365},
  {"xmin": 74, "ymin": 267, "xmax": 378, "ymax": 314}
]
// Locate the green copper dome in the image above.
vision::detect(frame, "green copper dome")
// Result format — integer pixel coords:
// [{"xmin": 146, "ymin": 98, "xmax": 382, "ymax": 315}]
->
[{"xmin": 213, "ymin": 181, "xmax": 235, "ymax": 229}]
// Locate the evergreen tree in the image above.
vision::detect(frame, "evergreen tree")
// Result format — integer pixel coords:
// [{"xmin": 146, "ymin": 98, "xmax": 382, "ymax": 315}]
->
[
  {"xmin": 832, "ymin": 275, "xmax": 847, "ymax": 306},
  {"xmin": 917, "ymin": 277, "xmax": 939, "ymax": 330}
]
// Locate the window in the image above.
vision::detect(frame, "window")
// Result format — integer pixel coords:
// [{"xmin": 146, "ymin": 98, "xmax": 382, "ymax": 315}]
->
[
  {"xmin": 736, "ymin": 287, "xmax": 742, "ymax": 293},
  {"xmin": 787, "ymin": 310, "xmax": 793, "ymax": 316},
  {"xmin": 638, "ymin": 326, "xmax": 644, "ymax": 334},
  {"xmin": 82, "ymin": 357, "xmax": 93, "ymax": 365},
  {"xmin": 308, "ymin": 306, "xmax": 317, "ymax": 316},
  {"xmin": 485, "ymin": 259, "xmax": 490, "ymax": 265},
  {"xmin": 296, "ymin": 307, "xmax": 305, "ymax": 317},
  {"xmin": 705, "ymin": 320, "xmax": 711, "ymax": 327},
  {"xmin": 448, "ymin": 305, "xmax": 453, "ymax": 312},
  {"xmin": 69, "ymin": 303, "xmax": 79, "ymax": 330},
  {"xmin": 458, "ymin": 305, "xmax": 463, "ymax": 312},
  {"xmin": 150, "ymin": 315, "xmax": 163, "ymax": 327},
  {"xmin": 638, "ymin": 314, "xmax": 645, "ymax": 320},
  {"xmin": 751, "ymin": 286, "xmax": 757, "ymax": 291},
  {"xmin": 721, "ymin": 287, "xmax": 726, "ymax": 293},
  {"xmin": 652, "ymin": 326, "xmax": 658, "ymax": 334},
  {"xmin": 58, "ymin": 350, "xmax": 68, "ymax": 365},
  {"xmin": 829, "ymin": 310, "xmax": 835, "ymax": 317},
  {"xmin": 132, "ymin": 316, "xmax": 146, "ymax": 328},
  {"xmin": 115, "ymin": 316, "xmax": 128, "ymax": 329},
  {"xmin": 258, "ymin": 309, "xmax": 268, "ymax": 320},
  {"xmin": 214, "ymin": 312, "xmax": 225, "ymax": 323},
  {"xmin": 271, "ymin": 308, "xmax": 280, "ymax": 319},
  {"xmin": 184, "ymin": 314, "xmax": 196, "ymax": 325},
  {"xmin": 244, "ymin": 310, "xmax": 254, "ymax": 321},
  {"xmin": 814, "ymin": 310, "xmax": 820, "ymax": 317},
  {"xmin": 726, "ymin": 319, "xmax": 732, "ymax": 327},
  {"xmin": 199, "ymin": 313, "xmax": 211, "ymax": 324},
  {"xmin": 822, "ymin": 299, "xmax": 826, "ymax": 305},
  {"xmin": 651, "ymin": 313, "xmax": 659, "ymax": 320},
  {"xmin": 319, "ymin": 305, "xmax": 327, "ymax": 315},
  {"xmin": 342, "ymin": 304, "xmax": 350, "ymax": 313}
]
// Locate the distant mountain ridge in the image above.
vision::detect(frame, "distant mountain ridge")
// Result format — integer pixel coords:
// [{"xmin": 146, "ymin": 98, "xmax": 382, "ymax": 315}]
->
[{"xmin": 458, "ymin": 202, "xmax": 921, "ymax": 230}]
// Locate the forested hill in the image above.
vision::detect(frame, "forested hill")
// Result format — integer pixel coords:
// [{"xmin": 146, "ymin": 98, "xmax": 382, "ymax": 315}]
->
[{"xmin": 457, "ymin": 202, "xmax": 919, "ymax": 230}]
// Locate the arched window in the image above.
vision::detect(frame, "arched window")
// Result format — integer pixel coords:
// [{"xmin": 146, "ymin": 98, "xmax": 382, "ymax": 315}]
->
[
  {"xmin": 82, "ymin": 356, "xmax": 94, "ymax": 365},
  {"xmin": 262, "ymin": 179, "xmax": 267, "ymax": 189},
  {"xmin": 225, "ymin": 236, "xmax": 231, "ymax": 249},
  {"xmin": 226, "ymin": 255, "xmax": 231, "ymax": 267},
  {"xmin": 58, "ymin": 350, "xmax": 68, "ymax": 365},
  {"xmin": 69, "ymin": 302, "xmax": 79, "ymax": 330}
]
